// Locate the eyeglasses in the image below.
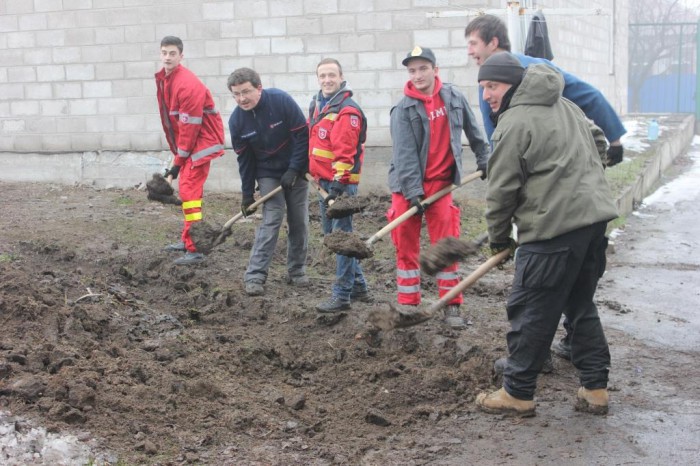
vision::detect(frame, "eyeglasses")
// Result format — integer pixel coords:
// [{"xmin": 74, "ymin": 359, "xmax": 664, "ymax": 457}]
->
[{"xmin": 231, "ymin": 88, "xmax": 257, "ymax": 99}]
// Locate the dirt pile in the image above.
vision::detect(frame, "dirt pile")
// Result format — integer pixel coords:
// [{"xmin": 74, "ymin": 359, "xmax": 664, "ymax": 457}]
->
[{"xmin": 0, "ymin": 182, "xmax": 534, "ymax": 464}]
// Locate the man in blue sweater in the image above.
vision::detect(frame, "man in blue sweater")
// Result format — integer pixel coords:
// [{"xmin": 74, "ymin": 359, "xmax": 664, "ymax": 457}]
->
[
  {"xmin": 465, "ymin": 15, "xmax": 626, "ymax": 361},
  {"xmin": 228, "ymin": 68, "xmax": 310, "ymax": 297},
  {"xmin": 465, "ymin": 15, "xmax": 626, "ymax": 167}
]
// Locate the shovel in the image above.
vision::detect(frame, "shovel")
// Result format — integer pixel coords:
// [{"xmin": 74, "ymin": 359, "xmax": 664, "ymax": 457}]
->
[
  {"xmin": 189, "ymin": 185, "xmax": 284, "ymax": 254},
  {"xmin": 305, "ymin": 173, "xmax": 368, "ymax": 219},
  {"xmin": 368, "ymin": 248, "xmax": 510, "ymax": 330},
  {"xmin": 324, "ymin": 170, "xmax": 483, "ymax": 259}
]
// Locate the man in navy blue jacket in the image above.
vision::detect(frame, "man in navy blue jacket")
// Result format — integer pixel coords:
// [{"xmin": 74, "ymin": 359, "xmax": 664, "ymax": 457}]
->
[
  {"xmin": 465, "ymin": 15, "xmax": 626, "ymax": 361},
  {"xmin": 227, "ymin": 67, "xmax": 310, "ymax": 297}
]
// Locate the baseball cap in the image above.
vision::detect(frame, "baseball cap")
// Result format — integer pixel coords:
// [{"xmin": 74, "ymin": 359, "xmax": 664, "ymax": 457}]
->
[{"xmin": 402, "ymin": 46, "xmax": 436, "ymax": 66}]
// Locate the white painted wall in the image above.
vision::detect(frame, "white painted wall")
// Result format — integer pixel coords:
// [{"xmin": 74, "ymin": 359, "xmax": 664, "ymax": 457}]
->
[{"xmin": 0, "ymin": 0, "xmax": 628, "ymax": 191}]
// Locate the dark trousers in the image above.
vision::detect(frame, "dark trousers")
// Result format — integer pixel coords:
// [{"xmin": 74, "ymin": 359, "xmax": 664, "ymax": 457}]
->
[{"xmin": 503, "ymin": 221, "xmax": 611, "ymax": 400}]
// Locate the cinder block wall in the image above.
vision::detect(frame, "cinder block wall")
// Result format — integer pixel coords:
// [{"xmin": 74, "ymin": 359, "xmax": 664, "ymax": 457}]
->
[{"xmin": 0, "ymin": 0, "xmax": 628, "ymax": 190}]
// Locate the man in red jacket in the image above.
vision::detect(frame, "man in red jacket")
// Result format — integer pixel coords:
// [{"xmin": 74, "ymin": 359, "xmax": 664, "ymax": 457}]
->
[
  {"xmin": 308, "ymin": 58, "xmax": 370, "ymax": 312},
  {"xmin": 155, "ymin": 36, "xmax": 225, "ymax": 265}
]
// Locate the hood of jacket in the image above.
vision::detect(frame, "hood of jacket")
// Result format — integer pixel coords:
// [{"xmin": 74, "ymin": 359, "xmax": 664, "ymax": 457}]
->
[
  {"xmin": 509, "ymin": 63, "xmax": 563, "ymax": 109},
  {"xmin": 403, "ymin": 75, "xmax": 443, "ymax": 102},
  {"xmin": 314, "ymin": 81, "xmax": 354, "ymax": 113}
]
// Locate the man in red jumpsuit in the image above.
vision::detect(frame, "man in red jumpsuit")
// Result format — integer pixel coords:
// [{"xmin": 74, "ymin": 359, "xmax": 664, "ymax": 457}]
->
[
  {"xmin": 155, "ymin": 36, "xmax": 225, "ymax": 265},
  {"xmin": 388, "ymin": 46, "xmax": 490, "ymax": 329}
]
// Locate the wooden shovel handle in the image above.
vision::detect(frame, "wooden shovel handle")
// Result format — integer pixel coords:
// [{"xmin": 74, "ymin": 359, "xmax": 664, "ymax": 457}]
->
[
  {"xmin": 427, "ymin": 248, "xmax": 510, "ymax": 315},
  {"xmin": 221, "ymin": 185, "xmax": 284, "ymax": 230},
  {"xmin": 366, "ymin": 171, "xmax": 483, "ymax": 246},
  {"xmin": 305, "ymin": 173, "xmax": 336, "ymax": 207}
]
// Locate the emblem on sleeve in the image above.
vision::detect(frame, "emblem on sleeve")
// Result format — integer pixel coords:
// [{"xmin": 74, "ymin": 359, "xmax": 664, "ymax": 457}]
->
[{"xmin": 350, "ymin": 115, "xmax": 359, "ymax": 128}]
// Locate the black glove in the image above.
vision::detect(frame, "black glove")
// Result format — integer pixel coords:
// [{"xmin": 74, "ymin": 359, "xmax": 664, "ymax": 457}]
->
[
  {"xmin": 490, "ymin": 238, "xmax": 517, "ymax": 263},
  {"xmin": 606, "ymin": 145, "xmax": 623, "ymax": 167},
  {"xmin": 164, "ymin": 165, "xmax": 180, "ymax": 180},
  {"xmin": 280, "ymin": 169, "xmax": 299, "ymax": 190},
  {"xmin": 241, "ymin": 197, "xmax": 257, "ymax": 218},
  {"xmin": 324, "ymin": 180, "xmax": 345, "ymax": 207},
  {"xmin": 477, "ymin": 161, "xmax": 488, "ymax": 180},
  {"xmin": 408, "ymin": 196, "xmax": 425, "ymax": 215}
]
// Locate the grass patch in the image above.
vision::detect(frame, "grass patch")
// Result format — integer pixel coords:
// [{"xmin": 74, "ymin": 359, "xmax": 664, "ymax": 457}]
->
[
  {"xmin": 114, "ymin": 195, "xmax": 134, "ymax": 206},
  {"xmin": 0, "ymin": 253, "xmax": 17, "ymax": 263}
]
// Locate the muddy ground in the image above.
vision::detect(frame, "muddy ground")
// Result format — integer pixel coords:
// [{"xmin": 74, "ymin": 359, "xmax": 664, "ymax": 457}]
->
[{"xmin": 0, "ymin": 163, "xmax": 696, "ymax": 464}]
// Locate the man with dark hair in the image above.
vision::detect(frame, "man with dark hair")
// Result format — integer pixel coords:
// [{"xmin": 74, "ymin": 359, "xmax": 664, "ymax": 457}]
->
[
  {"xmin": 475, "ymin": 52, "xmax": 618, "ymax": 417},
  {"xmin": 155, "ymin": 35, "xmax": 225, "ymax": 265},
  {"xmin": 465, "ymin": 14, "xmax": 626, "ymax": 168},
  {"xmin": 465, "ymin": 14, "xmax": 626, "ymax": 358},
  {"xmin": 308, "ymin": 58, "xmax": 371, "ymax": 312},
  {"xmin": 389, "ymin": 46, "xmax": 490, "ymax": 329},
  {"xmin": 228, "ymin": 67, "xmax": 310, "ymax": 297}
]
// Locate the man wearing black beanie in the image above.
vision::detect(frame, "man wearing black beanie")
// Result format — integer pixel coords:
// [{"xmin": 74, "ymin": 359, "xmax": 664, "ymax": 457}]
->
[{"xmin": 475, "ymin": 53, "xmax": 619, "ymax": 418}]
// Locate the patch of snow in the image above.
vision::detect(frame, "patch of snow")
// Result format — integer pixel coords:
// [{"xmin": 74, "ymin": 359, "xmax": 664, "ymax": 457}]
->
[{"xmin": 641, "ymin": 139, "xmax": 700, "ymax": 209}]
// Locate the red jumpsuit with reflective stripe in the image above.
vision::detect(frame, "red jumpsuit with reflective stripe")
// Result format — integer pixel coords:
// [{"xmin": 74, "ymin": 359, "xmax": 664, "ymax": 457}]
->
[{"xmin": 155, "ymin": 65, "xmax": 225, "ymax": 252}]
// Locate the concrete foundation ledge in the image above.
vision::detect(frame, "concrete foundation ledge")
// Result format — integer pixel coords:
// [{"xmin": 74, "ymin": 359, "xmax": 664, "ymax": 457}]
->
[{"xmin": 615, "ymin": 114, "xmax": 695, "ymax": 216}]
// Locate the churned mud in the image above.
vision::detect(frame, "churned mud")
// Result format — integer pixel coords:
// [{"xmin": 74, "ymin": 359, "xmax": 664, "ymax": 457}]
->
[
  {"xmin": 2, "ymin": 177, "xmax": 695, "ymax": 465},
  {"xmin": 326, "ymin": 195, "xmax": 369, "ymax": 219}
]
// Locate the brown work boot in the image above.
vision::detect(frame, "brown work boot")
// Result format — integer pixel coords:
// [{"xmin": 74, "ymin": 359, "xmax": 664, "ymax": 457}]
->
[
  {"xmin": 575, "ymin": 387, "xmax": 609, "ymax": 415},
  {"xmin": 475, "ymin": 388, "xmax": 536, "ymax": 417}
]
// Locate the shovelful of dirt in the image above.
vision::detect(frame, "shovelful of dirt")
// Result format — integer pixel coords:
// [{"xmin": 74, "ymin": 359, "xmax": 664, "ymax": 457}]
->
[
  {"xmin": 419, "ymin": 236, "xmax": 483, "ymax": 276},
  {"xmin": 323, "ymin": 230, "xmax": 373, "ymax": 259},
  {"xmin": 146, "ymin": 173, "xmax": 181, "ymax": 205},
  {"xmin": 326, "ymin": 195, "xmax": 369, "ymax": 219},
  {"xmin": 189, "ymin": 221, "xmax": 229, "ymax": 255}
]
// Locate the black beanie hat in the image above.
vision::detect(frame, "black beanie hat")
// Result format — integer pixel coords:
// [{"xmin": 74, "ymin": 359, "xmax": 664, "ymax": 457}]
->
[{"xmin": 478, "ymin": 52, "xmax": 525, "ymax": 85}]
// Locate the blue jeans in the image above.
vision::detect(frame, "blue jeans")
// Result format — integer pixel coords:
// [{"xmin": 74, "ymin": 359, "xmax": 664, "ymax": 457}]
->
[
  {"xmin": 318, "ymin": 180, "xmax": 367, "ymax": 302},
  {"xmin": 245, "ymin": 176, "xmax": 309, "ymax": 284}
]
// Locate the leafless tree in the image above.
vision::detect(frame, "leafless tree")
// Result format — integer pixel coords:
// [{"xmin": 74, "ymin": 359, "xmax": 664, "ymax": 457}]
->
[{"xmin": 628, "ymin": 0, "xmax": 698, "ymax": 112}]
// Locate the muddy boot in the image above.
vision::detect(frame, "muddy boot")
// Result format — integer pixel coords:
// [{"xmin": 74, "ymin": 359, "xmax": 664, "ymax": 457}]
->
[
  {"xmin": 316, "ymin": 296, "xmax": 350, "ymax": 313},
  {"xmin": 350, "ymin": 289, "xmax": 373, "ymax": 303},
  {"xmin": 443, "ymin": 305, "xmax": 468, "ymax": 330},
  {"xmin": 575, "ymin": 387, "xmax": 609, "ymax": 415},
  {"xmin": 551, "ymin": 335, "xmax": 572, "ymax": 360},
  {"xmin": 475, "ymin": 387, "xmax": 536, "ymax": 417},
  {"xmin": 173, "ymin": 252, "xmax": 205, "ymax": 265},
  {"xmin": 245, "ymin": 281, "xmax": 265, "ymax": 296},
  {"xmin": 164, "ymin": 241, "xmax": 186, "ymax": 252},
  {"xmin": 287, "ymin": 275, "xmax": 310, "ymax": 288}
]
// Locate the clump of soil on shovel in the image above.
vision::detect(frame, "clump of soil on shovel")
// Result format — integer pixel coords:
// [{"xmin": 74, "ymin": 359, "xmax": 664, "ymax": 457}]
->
[
  {"xmin": 189, "ymin": 221, "xmax": 228, "ymax": 255},
  {"xmin": 146, "ymin": 173, "xmax": 181, "ymax": 205},
  {"xmin": 326, "ymin": 196, "xmax": 368, "ymax": 219},
  {"xmin": 323, "ymin": 230, "xmax": 372, "ymax": 259},
  {"xmin": 419, "ymin": 237, "xmax": 479, "ymax": 276}
]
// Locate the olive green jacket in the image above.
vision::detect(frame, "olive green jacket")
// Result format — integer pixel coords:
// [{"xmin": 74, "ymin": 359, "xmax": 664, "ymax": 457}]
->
[{"xmin": 486, "ymin": 64, "xmax": 618, "ymax": 245}]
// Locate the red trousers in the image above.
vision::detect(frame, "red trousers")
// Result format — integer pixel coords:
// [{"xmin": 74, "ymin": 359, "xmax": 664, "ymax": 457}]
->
[
  {"xmin": 389, "ymin": 180, "xmax": 462, "ymax": 306},
  {"xmin": 178, "ymin": 159, "xmax": 211, "ymax": 252}
]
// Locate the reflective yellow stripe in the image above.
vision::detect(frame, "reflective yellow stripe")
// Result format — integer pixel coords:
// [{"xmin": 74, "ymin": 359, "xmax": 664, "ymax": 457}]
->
[
  {"xmin": 333, "ymin": 162, "xmax": 353, "ymax": 171},
  {"xmin": 312, "ymin": 148, "xmax": 334, "ymax": 159},
  {"xmin": 182, "ymin": 200, "xmax": 202, "ymax": 210},
  {"xmin": 323, "ymin": 114, "xmax": 338, "ymax": 121},
  {"xmin": 348, "ymin": 173, "xmax": 360, "ymax": 183},
  {"xmin": 185, "ymin": 212, "xmax": 202, "ymax": 221}
]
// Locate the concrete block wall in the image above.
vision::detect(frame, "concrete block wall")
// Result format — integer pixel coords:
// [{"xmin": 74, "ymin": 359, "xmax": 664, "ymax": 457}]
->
[{"xmin": 0, "ymin": 0, "xmax": 629, "ymax": 190}]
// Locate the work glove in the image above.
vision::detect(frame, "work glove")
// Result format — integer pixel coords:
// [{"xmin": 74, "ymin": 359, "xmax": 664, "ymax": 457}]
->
[
  {"xmin": 240, "ymin": 196, "xmax": 257, "ymax": 218},
  {"xmin": 280, "ymin": 169, "xmax": 299, "ymax": 190},
  {"xmin": 164, "ymin": 165, "xmax": 180, "ymax": 180},
  {"xmin": 490, "ymin": 238, "xmax": 517, "ymax": 266},
  {"xmin": 408, "ymin": 196, "xmax": 425, "ymax": 215},
  {"xmin": 477, "ymin": 161, "xmax": 488, "ymax": 180},
  {"xmin": 323, "ymin": 180, "xmax": 345, "ymax": 207},
  {"xmin": 605, "ymin": 145, "xmax": 624, "ymax": 168}
]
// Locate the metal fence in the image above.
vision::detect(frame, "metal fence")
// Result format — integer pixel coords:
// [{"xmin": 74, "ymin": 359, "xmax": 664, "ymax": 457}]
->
[{"xmin": 629, "ymin": 20, "xmax": 699, "ymax": 119}]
